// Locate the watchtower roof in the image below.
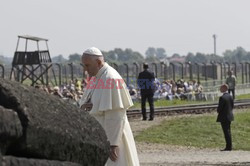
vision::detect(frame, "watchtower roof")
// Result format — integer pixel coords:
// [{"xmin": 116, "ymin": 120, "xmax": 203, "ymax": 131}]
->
[{"xmin": 18, "ymin": 35, "xmax": 48, "ymax": 41}]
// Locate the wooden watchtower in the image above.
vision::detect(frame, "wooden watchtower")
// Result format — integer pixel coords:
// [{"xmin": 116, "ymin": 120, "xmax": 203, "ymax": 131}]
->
[{"xmin": 10, "ymin": 35, "xmax": 55, "ymax": 86}]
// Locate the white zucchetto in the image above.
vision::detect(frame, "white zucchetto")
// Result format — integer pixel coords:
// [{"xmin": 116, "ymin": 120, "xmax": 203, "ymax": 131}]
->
[{"xmin": 83, "ymin": 47, "xmax": 103, "ymax": 56}]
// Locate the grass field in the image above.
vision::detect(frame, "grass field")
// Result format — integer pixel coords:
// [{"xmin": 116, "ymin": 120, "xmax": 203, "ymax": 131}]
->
[
  {"xmin": 135, "ymin": 109, "xmax": 250, "ymax": 151},
  {"xmin": 131, "ymin": 99, "xmax": 211, "ymax": 109},
  {"xmin": 236, "ymin": 93, "xmax": 250, "ymax": 100},
  {"xmin": 131, "ymin": 93, "xmax": 250, "ymax": 109}
]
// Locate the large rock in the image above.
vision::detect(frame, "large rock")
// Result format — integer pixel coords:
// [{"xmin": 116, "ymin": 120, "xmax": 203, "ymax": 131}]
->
[
  {"xmin": 0, "ymin": 78, "xmax": 109, "ymax": 166},
  {"xmin": 0, "ymin": 106, "xmax": 22, "ymax": 154},
  {"xmin": 2, "ymin": 156, "xmax": 81, "ymax": 166}
]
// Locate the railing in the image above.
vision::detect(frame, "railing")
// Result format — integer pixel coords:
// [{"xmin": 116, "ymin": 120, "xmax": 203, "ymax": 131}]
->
[{"xmin": 1, "ymin": 62, "xmax": 250, "ymax": 91}]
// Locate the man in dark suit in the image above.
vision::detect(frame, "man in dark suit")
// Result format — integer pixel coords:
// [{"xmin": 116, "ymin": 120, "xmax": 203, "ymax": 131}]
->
[
  {"xmin": 137, "ymin": 63, "xmax": 155, "ymax": 121},
  {"xmin": 217, "ymin": 84, "xmax": 234, "ymax": 151}
]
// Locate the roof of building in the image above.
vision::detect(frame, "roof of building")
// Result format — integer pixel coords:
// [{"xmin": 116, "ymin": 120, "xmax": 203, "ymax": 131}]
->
[{"xmin": 18, "ymin": 35, "xmax": 48, "ymax": 41}]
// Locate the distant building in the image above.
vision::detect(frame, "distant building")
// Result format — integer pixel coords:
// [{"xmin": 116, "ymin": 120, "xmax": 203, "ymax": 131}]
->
[{"xmin": 160, "ymin": 56, "xmax": 186, "ymax": 66}]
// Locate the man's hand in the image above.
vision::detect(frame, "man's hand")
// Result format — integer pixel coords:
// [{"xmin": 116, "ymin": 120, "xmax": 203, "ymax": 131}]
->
[
  {"xmin": 110, "ymin": 145, "xmax": 119, "ymax": 161},
  {"xmin": 80, "ymin": 102, "xmax": 93, "ymax": 112}
]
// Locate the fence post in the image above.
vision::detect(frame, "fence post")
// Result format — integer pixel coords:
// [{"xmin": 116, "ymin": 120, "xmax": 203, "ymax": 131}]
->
[
  {"xmin": 0, "ymin": 64, "xmax": 4, "ymax": 78},
  {"xmin": 245, "ymin": 62, "xmax": 249, "ymax": 83},
  {"xmin": 170, "ymin": 62, "xmax": 175, "ymax": 81},
  {"xmin": 202, "ymin": 62, "xmax": 207, "ymax": 86},
  {"xmin": 160, "ymin": 62, "xmax": 164, "ymax": 78},
  {"xmin": 63, "ymin": 64, "xmax": 68, "ymax": 84},
  {"xmin": 133, "ymin": 62, "xmax": 139, "ymax": 77},
  {"xmin": 54, "ymin": 63, "xmax": 62, "ymax": 86},
  {"xmin": 218, "ymin": 62, "xmax": 223, "ymax": 84},
  {"xmin": 210, "ymin": 61, "xmax": 216, "ymax": 86},
  {"xmin": 68, "ymin": 63, "xmax": 74, "ymax": 82},
  {"xmin": 177, "ymin": 62, "xmax": 184, "ymax": 79},
  {"xmin": 186, "ymin": 61, "xmax": 192, "ymax": 81},
  {"xmin": 240, "ymin": 62, "xmax": 244, "ymax": 84},
  {"xmin": 225, "ymin": 62, "xmax": 231, "ymax": 74},
  {"xmin": 133, "ymin": 62, "xmax": 139, "ymax": 88},
  {"xmin": 195, "ymin": 62, "xmax": 200, "ymax": 83},
  {"xmin": 161, "ymin": 62, "xmax": 167, "ymax": 80},
  {"xmin": 151, "ymin": 63, "xmax": 157, "ymax": 78},
  {"xmin": 124, "ymin": 63, "xmax": 129, "ymax": 84},
  {"xmin": 249, "ymin": 63, "xmax": 250, "ymax": 84}
]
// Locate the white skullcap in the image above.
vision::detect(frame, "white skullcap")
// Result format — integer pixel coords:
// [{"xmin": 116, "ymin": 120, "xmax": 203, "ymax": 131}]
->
[{"xmin": 83, "ymin": 47, "xmax": 103, "ymax": 56}]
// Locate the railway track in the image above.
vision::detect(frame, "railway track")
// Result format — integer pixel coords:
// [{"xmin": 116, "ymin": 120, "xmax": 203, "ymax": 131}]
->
[{"xmin": 127, "ymin": 99, "xmax": 250, "ymax": 119}]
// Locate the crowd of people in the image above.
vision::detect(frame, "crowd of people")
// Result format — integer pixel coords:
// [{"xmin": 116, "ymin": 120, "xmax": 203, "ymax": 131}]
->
[
  {"xmin": 33, "ymin": 69, "xmax": 239, "ymax": 107},
  {"xmin": 129, "ymin": 78, "xmax": 204, "ymax": 102},
  {"xmin": 34, "ymin": 77, "xmax": 204, "ymax": 104},
  {"xmin": 34, "ymin": 78, "xmax": 87, "ymax": 105}
]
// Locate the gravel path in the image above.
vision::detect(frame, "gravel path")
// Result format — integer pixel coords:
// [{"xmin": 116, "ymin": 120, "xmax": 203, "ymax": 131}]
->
[{"xmin": 129, "ymin": 115, "xmax": 250, "ymax": 166}]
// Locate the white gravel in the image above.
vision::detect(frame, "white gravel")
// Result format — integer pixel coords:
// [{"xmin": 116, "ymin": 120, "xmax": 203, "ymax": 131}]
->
[{"xmin": 129, "ymin": 115, "xmax": 250, "ymax": 166}]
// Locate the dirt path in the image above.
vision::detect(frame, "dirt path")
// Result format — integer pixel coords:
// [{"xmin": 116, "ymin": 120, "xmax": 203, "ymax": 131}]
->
[{"xmin": 129, "ymin": 116, "xmax": 250, "ymax": 166}]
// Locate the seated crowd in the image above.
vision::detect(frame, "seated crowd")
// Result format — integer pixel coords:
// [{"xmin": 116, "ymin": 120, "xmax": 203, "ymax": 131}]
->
[
  {"xmin": 34, "ymin": 78, "xmax": 87, "ymax": 105},
  {"xmin": 129, "ymin": 79, "xmax": 204, "ymax": 102},
  {"xmin": 34, "ymin": 78, "xmax": 204, "ymax": 104}
]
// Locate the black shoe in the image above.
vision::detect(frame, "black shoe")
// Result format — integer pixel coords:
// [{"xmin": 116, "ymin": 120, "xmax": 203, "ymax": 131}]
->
[
  {"xmin": 148, "ymin": 118, "xmax": 154, "ymax": 121},
  {"xmin": 142, "ymin": 118, "xmax": 147, "ymax": 121},
  {"xmin": 220, "ymin": 148, "xmax": 232, "ymax": 151}
]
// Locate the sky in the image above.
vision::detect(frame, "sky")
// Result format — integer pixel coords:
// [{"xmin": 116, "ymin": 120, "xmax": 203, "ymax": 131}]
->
[{"xmin": 1, "ymin": 0, "xmax": 250, "ymax": 58}]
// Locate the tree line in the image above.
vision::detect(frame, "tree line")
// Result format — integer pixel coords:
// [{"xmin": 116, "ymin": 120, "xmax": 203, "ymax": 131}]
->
[{"xmin": 49, "ymin": 46, "xmax": 250, "ymax": 65}]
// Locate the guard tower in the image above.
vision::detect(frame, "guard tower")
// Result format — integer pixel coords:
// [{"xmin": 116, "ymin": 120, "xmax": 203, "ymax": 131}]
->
[{"xmin": 10, "ymin": 35, "xmax": 56, "ymax": 86}]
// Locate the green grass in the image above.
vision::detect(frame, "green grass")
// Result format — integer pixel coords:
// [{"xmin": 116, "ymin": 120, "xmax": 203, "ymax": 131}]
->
[
  {"xmin": 236, "ymin": 93, "xmax": 250, "ymax": 100},
  {"xmin": 135, "ymin": 109, "xmax": 250, "ymax": 150},
  {"xmin": 131, "ymin": 93, "xmax": 250, "ymax": 109},
  {"xmin": 131, "ymin": 99, "xmax": 211, "ymax": 109}
]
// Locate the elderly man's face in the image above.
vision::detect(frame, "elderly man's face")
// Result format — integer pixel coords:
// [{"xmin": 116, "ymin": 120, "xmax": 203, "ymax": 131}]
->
[{"xmin": 82, "ymin": 55, "xmax": 100, "ymax": 77}]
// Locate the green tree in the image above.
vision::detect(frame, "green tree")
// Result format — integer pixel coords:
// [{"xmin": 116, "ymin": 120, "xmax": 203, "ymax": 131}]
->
[
  {"xmin": 52, "ymin": 54, "xmax": 67, "ymax": 63},
  {"xmin": 246, "ymin": 52, "xmax": 250, "ymax": 61},
  {"xmin": 130, "ymin": 51, "xmax": 144, "ymax": 63},
  {"xmin": 223, "ymin": 47, "xmax": 247, "ymax": 63},
  {"xmin": 172, "ymin": 53, "xmax": 181, "ymax": 58},
  {"xmin": 68, "ymin": 53, "xmax": 81, "ymax": 63},
  {"xmin": 234, "ymin": 47, "xmax": 247, "ymax": 63},
  {"xmin": 223, "ymin": 50, "xmax": 233, "ymax": 63},
  {"xmin": 185, "ymin": 52, "xmax": 195, "ymax": 62},
  {"xmin": 103, "ymin": 50, "xmax": 118, "ymax": 64},
  {"xmin": 103, "ymin": 48, "xmax": 144, "ymax": 65},
  {"xmin": 155, "ymin": 48, "xmax": 167, "ymax": 59},
  {"xmin": 145, "ymin": 47, "xmax": 156, "ymax": 58}
]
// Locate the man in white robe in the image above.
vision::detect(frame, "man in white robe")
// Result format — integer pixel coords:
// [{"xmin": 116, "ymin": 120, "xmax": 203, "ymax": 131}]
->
[{"xmin": 79, "ymin": 47, "xmax": 140, "ymax": 166}]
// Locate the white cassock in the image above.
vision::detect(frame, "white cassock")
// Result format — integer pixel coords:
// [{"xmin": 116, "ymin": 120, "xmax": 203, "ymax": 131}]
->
[{"xmin": 79, "ymin": 63, "xmax": 140, "ymax": 166}]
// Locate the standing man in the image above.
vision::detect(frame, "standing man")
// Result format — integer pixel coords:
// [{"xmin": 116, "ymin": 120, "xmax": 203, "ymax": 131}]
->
[
  {"xmin": 79, "ymin": 47, "xmax": 139, "ymax": 166},
  {"xmin": 216, "ymin": 84, "xmax": 234, "ymax": 151},
  {"xmin": 137, "ymin": 63, "xmax": 155, "ymax": 121},
  {"xmin": 226, "ymin": 70, "xmax": 237, "ymax": 100}
]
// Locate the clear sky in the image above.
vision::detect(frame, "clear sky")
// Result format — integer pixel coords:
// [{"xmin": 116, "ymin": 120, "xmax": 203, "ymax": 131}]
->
[{"xmin": 1, "ymin": 0, "xmax": 250, "ymax": 57}]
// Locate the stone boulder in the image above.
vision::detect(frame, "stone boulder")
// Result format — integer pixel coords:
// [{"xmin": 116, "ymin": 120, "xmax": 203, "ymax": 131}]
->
[
  {"xmin": 0, "ymin": 106, "xmax": 22, "ymax": 154},
  {"xmin": 2, "ymin": 156, "xmax": 81, "ymax": 166},
  {"xmin": 0, "ymin": 78, "xmax": 109, "ymax": 166}
]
